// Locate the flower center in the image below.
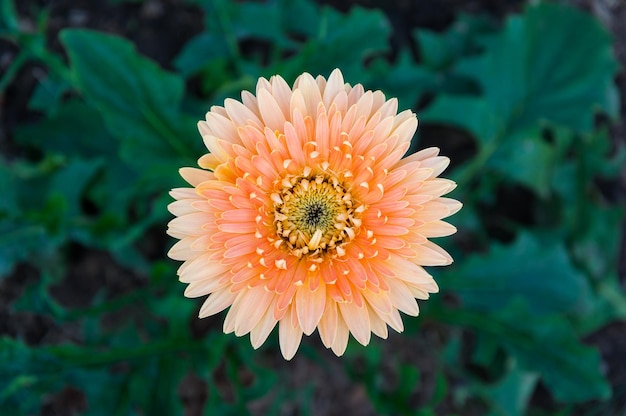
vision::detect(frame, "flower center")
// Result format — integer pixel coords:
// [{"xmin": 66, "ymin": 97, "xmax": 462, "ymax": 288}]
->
[{"xmin": 271, "ymin": 175, "xmax": 363, "ymax": 259}]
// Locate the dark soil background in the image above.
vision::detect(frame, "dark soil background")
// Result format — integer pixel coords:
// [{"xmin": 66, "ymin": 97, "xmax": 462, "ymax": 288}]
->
[{"xmin": 1, "ymin": 0, "xmax": 626, "ymax": 415}]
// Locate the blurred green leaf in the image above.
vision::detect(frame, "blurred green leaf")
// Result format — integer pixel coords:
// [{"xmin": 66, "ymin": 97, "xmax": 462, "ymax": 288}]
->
[
  {"xmin": 367, "ymin": 51, "xmax": 439, "ymax": 110},
  {"xmin": 455, "ymin": 3, "xmax": 618, "ymax": 131},
  {"xmin": 422, "ymin": 3, "xmax": 618, "ymax": 196},
  {"xmin": 277, "ymin": 6, "xmax": 390, "ymax": 81},
  {"xmin": 487, "ymin": 128, "xmax": 554, "ymax": 196},
  {"xmin": 552, "ymin": 130, "xmax": 622, "ymax": 204},
  {"xmin": 415, "ymin": 13, "xmax": 496, "ymax": 71},
  {"xmin": 0, "ymin": 335, "xmax": 209, "ymax": 415},
  {"xmin": 60, "ymin": 29, "xmax": 200, "ymax": 182},
  {"xmin": 1, "ymin": 5, "xmax": 70, "ymax": 96},
  {"xmin": 0, "ymin": 162, "xmax": 18, "ymax": 217},
  {"xmin": 279, "ymin": 0, "xmax": 320, "ymax": 37},
  {"xmin": 0, "ymin": 337, "xmax": 47, "ymax": 414},
  {"xmin": 571, "ymin": 206, "xmax": 622, "ymax": 281},
  {"xmin": 499, "ymin": 304, "xmax": 611, "ymax": 403},
  {"xmin": 27, "ymin": 75, "xmax": 71, "ymax": 114},
  {"xmin": 49, "ymin": 158, "xmax": 101, "ymax": 219},
  {"xmin": 14, "ymin": 99, "xmax": 115, "ymax": 158},
  {"xmin": 174, "ymin": 32, "xmax": 231, "ymax": 77},
  {"xmin": 13, "ymin": 272, "xmax": 66, "ymax": 316},
  {"xmin": 232, "ymin": 1, "xmax": 297, "ymax": 49},
  {"xmin": 421, "ymin": 95, "xmax": 501, "ymax": 145},
  {"xmin": 0, "ymin": 0, "xmax": 19, "ymax": 34},
  {"xmin": 482, "ymin": 368, "xmax": 538, "ymax": 416},
  {"xmin": 444, "ymin": 231, "xmax": 592, "ymax": 316},
  {"xmin": 0, "ymin": 221, "xmax": 49, "ymax": 277},
  {"xmin": 14, "ymin": 99, "xmax": 143, "ymax": 237},
  {"xmin": 127, "ymin": 356, "xmax": 186, "ymax": 415},
  {"xmin": 436, "ymin": 303, "xmax": 611, "ymax": 403}
]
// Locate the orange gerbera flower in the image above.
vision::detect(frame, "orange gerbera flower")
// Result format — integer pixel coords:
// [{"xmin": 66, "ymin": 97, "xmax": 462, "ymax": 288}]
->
[{"xmin": 167, "ymin": 69, "xmax": 461, "ymax": 359}]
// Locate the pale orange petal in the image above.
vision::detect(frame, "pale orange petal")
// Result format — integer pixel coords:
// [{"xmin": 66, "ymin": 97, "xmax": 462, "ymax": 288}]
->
[
  {"xmin": 279, "ymin": 306, "xmax": 304, "ymax": 360},
  {"xmin": 386, "ymin": 277, "xmax": 420, "ymax": 316},
  {"xmin": 318, "ymin": 299, "xmax": 338, "ymax": 348},
  {"xmin": 258, "ymin": 87, "xmax": 287, "ymax": 131},
  {"xmin": 368, "ymin": 305, "xmax": 389, "ymax": 340},
  {"xmin": 338, "ymin": 302, "xmax": 371, "ymax": 346},
  {"xmin": 330, "ymin": 315, "xmax": 350, "ymax": 356},
  {"xmin": 234, "ymin": 286, "xmax": 275, "ymax": 336},
  {"xmin": 198, "ymin": 288, "xmax": 237, "ymax": 318},
  {"xmin": 250, "ymin": 298, "xmax": 279, "ymax": 349},
  {"xmin": 296, "ymin": 282, "xmax": 327, "ymax": 336}
]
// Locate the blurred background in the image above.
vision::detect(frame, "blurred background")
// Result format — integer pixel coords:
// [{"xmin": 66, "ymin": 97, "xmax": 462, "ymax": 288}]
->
[{"xmin": 1, "ymin": 0, "xmax": 625, "ymax": 415}]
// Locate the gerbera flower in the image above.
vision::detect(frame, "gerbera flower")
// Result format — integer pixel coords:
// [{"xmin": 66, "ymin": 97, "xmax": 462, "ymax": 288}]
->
[{"xmin": 167, "ymin": 69, "xmax": 461, "ymax": 360}]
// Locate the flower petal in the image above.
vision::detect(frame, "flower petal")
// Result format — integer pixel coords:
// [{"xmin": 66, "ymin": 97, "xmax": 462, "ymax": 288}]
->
[
  {"xmin": 296, "ymin": 282, "xmax": 327, "ymax": 336},
  {"xmin": 198, "ymin": 288, "xmax": 237, "ymax": 318},
  {"xmin": 338, "ymin": 301, "xmax": 371, "ymax": 346},
  {"xmin": 318, "ymin": 299, "xmax": 338, "ymax": 348},
  {"xmin": 279, "ymin": 306, "xmax": 304, "ymax": 360}
]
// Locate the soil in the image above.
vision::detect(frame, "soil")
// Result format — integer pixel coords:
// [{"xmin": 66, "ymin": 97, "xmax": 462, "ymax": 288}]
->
[{"xmin": 1, "ymin": 0, "xmax": 625, "ymax": 415}]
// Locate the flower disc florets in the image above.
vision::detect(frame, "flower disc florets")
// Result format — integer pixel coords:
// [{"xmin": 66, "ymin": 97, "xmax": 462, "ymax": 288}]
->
[
  {"xmin": 167, "ymin": 69, "xmax": 461, "ymax": 360},
  {"xmin": 271, "ymin": 173, "xmax": 362, "ymax": 260}
]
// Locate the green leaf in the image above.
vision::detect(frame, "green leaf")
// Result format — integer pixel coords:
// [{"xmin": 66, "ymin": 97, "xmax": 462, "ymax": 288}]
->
[
  {"xmin": 18, "ymin": 158, "xmax": 101, "ymax": 230},
  {"xmin": 232, "ymin": 1, "xmax": 297, "ymax": 49},
  {"xmin": 481, "ymin": 368, "xmax": 538, "ymax": 416},
  {"xmin": 277, "ymin": 7, "xmax": 390, "ymax": 81},
  {"xmin": 279, "ymin": 0, "xmax": 320, "ymax": 37},
  {"xmin": 420, "ymin": 95, "xmax": 501, "ymax": 145},
  {"xmin": 456, "ymin": 3, "xmax": 618, "ymax": 132},
  {"xmin": 486, "ymin": 128, "xmax": 554, "ymax": 197},
  {"xmin": 0, "ymin": 221, "xmax": 49, "ymax": 277},
  {"xmin": 14, "ymin": 99, "xmax": 114, "ymax": 158},
  {"xmin": 571, "ymin": 206, "xmax": 623, "ymax": 281},
  {"xmin": 498, "ymin": 304, "xmax": 611, "ymax": 403},
  {"xmin": 0, "ymin": 0, "xmax": 20, "ymax": 34},
  {"xmin": 0, "ymin": 338, "xmax": 44, "ymax": 414},
  {"xmin": 174, "ymin": 32, "xmax": 231, "ymax": 77},
  {"xmin": 27, "ymin": 75, "xmax": 70, "ymax": 114},
  {"xmin": 422, "ymin": 3, "xmax": 619, "ymax": 196},
  {"xmin": 59, "ymin": 29, "xmax": 200, "ymax": 181},
  {"xmin": 0, "ymin": 336, "xmax": 200, "ymax": 415},
  {"xmin": 415, "ymin": 13, "xmax": 496, "ymax": 71},
  {"xmin": 435, "ymin": 303, "xmax": 611, "ymax": 403},
  {"xmin": 0, "ymin": 162, "xmax": 18, "ymax": 217},
  {"xmin": 0, "ymin": 156, "xmax": 104, "ymax": 277},
  {"xmin": 13, "ymin": 272, "xmax": 66, "ymax": 316},
  {"xmin": 14, "ymin": 99, "xmax": 142, "ymax": 230},
  {"xmin": 444, "ymin": 231, "xmax": 592, "ymax": 316},
  {"xmin": 49, "ymin": 158, "xmax": 102, "ymax": 219},
  {"xmin": 366, "ymin": 52, "xmax": 439, "ymax": 110}
]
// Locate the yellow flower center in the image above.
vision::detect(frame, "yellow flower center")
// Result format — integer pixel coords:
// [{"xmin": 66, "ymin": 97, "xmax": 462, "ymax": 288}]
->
[{"xmin": 271, "ymin": 174, "xmax": 363, "ymax": 259}]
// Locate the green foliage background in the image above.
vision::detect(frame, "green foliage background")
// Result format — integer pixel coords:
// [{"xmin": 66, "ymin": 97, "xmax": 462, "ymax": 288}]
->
[{"xmin": 1, "ymin": 0, "xmax": 625, "ymax": 414}]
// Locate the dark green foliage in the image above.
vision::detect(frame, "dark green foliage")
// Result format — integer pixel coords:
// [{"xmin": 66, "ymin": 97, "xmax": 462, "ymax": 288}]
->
[{"xmin": 1, "ymin": 0, "xmax": 624, "ymax": 414}]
